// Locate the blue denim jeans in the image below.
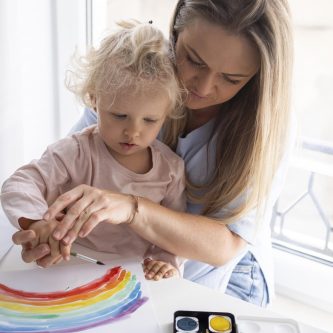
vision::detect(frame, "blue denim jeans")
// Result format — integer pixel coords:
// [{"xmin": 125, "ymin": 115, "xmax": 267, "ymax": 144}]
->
[{"xmin": 225, "ymin": 251, "xmax": 268, "ymax": 307}]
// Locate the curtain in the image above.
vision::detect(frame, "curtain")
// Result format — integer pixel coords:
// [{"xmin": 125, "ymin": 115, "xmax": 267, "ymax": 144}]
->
[{"xmin": 0, "ymin": 0, "xmax": 85, "ymax": 185}]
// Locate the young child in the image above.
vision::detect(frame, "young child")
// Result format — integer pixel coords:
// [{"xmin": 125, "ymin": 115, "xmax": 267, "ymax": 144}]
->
[{"xmin": 1, "ymin": 20, "xmax": 186, "ymax": 280}]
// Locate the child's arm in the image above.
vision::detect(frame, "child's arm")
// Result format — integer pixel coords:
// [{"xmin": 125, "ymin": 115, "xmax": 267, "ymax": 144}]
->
[
  {"xmin": 1, "ymin": 135, "xmax": 86, "ymax": 264},
  {"xmin": 1, "ymin": 134, "xmax": 90, "ymax": 232},
  {"xmin": 1, "ymin": 139, "xmax": 75, "ymax": 229}
]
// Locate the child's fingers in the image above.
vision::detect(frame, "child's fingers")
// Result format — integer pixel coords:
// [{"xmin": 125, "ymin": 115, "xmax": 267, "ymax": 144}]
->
[
  {"xmin": 152, "ymin": 264, "xmax": 171, "ymax": 281},
  {"xmin": 143, "ymin": 260, "xmax": 170, "ymax": 280},
  {"xmin": 36, "ymin": 253, "xmax": 62, "ymax": 268},
  {"xmin": 30, "ymin": 218, "xmax": 57, "ymax": 245},
  {"xmin": 53, "ymin": 256, "xmax": 63, "ymax": 265},
  {"xmin": 27, "ymin": 234, "xmax": 40, "ymax": 250},
  {"xmin": 60, "ymin": 242, "xmax": 71, "ymax": 261},
  {"xmin": 49, "ymin": 235, "xmax": 61, "ymax": 259},
  {"xmin": 152, "ymin": 264, "xmax": 179, "ymax": 280},
  {"xmin": 36, "ymin": 237, "xmax": 62, "ymax": 268},
  {"xmin": 13, "ymin": 229, "xmax": 39, "ymax": 250},
  {"xmin": 12, "ymin": 229, "xmax": 36, "ymax": 246},
  {"xmin": 36, "ymin": 221, "xmax": 51, "ymax": 245},
  {"xmin": 143, "ymin": 258, "xmax": 156, "ymax": 273},
  {"xmin": 143, "ymin": 257, "xmax": 153, "ymax": 268},
  {"xmin": 21, "ymin": 244, "xmax": 50, "ymax": 264},
  {"xmin": 144, "ymin": 261, "xmax": 162, "ymax": 279},
  {"xmin": 143, "ymin": 258, "xmax": 179, "ymax": 280},
  {"xmin": 163, "ymin": 268, "xmax": 178, "ymax": 279}
]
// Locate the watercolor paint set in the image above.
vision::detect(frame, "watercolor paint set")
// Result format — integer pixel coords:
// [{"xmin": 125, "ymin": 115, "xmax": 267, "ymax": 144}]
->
[
  {"xmin": 174, "ymin": 310, "xmax": 236, "ymax": 333},
  {"xmin": 174, "ymin": 311, "xmax": 301, "ymax": 333}
]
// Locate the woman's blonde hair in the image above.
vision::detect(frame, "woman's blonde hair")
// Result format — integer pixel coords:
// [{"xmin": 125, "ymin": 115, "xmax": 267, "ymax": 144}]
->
[
  {"xmin": 163, "ymin": 0, "xmax": 293, "ymax": 221},
  {"xmin": 67, "ymin": 20, "xmax": 183, "ymax": 118}
]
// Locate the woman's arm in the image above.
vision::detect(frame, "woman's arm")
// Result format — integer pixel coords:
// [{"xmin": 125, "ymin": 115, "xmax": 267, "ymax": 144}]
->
[
  {"xmin": 131, "ymin": 197, "xmax": 246, "ymax": 266},
  {"xmin": 45, "ymin": 185, "xmax": 246, "ymax": 267}
]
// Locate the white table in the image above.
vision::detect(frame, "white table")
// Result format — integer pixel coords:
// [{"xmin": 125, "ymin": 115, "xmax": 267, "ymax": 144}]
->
[
  {"xmin": 149, "ymin": 278, "xmax": 329, "ymax": 333},
  {"xmin": 0, "ymin": 244, "xmax": 327, "ymax": 333}
]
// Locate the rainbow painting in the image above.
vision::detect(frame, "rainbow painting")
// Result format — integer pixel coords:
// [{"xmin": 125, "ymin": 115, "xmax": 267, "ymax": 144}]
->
[{"xmin": 0, "ymin": 265, "xmax": 148, "ymax": 332}]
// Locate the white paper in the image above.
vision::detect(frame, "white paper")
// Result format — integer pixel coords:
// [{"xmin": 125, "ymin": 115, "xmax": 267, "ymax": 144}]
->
[
  {"xmin": 0, "ymin": 211, "xmax": 16, "ymax": 262},
  {"xmin": 0, "ymin": 258, "xmax": 161, "ymax": 333}
]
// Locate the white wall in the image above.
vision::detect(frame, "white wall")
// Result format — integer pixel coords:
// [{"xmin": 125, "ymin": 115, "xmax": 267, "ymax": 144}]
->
[{"xmin": 0, "ymin": 0, "xmax": 87, "ymax": 185}]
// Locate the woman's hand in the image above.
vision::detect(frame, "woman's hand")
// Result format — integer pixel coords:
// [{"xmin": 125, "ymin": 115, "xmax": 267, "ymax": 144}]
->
[
  {"xmin": 43, "ymin": 185, "xmax": 136, "ymax": 244},
  {"xmin": 143, "ymin": 258, "xmax": 179, "ymax": 281}
]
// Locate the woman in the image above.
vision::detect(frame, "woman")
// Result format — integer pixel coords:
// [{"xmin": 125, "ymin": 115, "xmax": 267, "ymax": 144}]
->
[{"xmin": 12, "ymin": 0, "xmax": 294, "ymax": 307}]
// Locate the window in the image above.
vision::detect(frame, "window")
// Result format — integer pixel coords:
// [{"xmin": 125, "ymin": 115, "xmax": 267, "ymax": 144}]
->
[
  {"xmin": 271, "ymin": 0, "xmax": 333, "ymax": 264},
  {"xmin": 0, "ymin": 0, "xmax": 87, "ymax": 185},
  {"xmin": 270, "ymin": 0, "xmax": 333, "ymax": 312}
]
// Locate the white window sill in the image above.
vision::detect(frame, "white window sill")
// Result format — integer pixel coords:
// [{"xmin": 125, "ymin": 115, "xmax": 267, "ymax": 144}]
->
[{"xmin": 273, "ymin": 248, "xmax": 333, "ymax": 313}]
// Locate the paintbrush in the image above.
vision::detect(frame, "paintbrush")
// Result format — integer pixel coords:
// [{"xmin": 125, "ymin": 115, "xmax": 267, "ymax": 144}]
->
[{"xmin": 70, "ymin": 251, "xmax": 105, "ymax": 265}]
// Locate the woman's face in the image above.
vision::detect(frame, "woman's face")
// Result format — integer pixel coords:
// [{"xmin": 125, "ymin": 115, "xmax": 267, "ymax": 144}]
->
[{"xmin": 175, "ymin": 18, "xmax": 259, "ymax": 111}]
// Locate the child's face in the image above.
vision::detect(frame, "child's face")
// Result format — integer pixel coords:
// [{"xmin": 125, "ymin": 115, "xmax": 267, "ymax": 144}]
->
[{"xmin": 96, "ymin": 89, "xmax": 170, "ymax": 158}]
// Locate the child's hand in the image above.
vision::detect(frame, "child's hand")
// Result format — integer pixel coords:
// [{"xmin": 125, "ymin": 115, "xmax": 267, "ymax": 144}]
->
[
  {"xmin": 29, "ymin": 218, "xmax": 71, "ymax": 267},
  {"xmin": 143, "ymin": 258, "xmax": 179, "ymax": 281}
]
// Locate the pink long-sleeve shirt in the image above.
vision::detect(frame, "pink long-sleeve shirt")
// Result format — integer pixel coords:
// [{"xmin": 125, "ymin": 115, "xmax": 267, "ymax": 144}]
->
[{"xmin": 1, "ymin": 125, "xmax": 186, "ymax": 270}]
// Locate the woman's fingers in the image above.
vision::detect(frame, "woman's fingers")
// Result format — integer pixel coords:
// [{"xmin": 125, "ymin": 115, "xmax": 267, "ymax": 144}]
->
[
  {"xmin": 78, "ymin": 208, "xmax": 110, "ymax": 237},
  {"xmin": 44, "ymin": 185, "xmax": 89, "ymax": 221},
  {"xmin": 47, "ymin": 186, "xmax": 135, "ymax": 241},
  {"xmin": 51, "ymin": 188, "xmax": 97, "ymax": 240},
  {"xmin": 61, "ymin": 210, "xmax": 89, "ymax": 245},
  {"xmin": 64, "ymin": 208, "xmax": 111, "ymax": 241},
  {"xmin": 62, "ymin": 203, "xmax": 100, "ymax": 244}
]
